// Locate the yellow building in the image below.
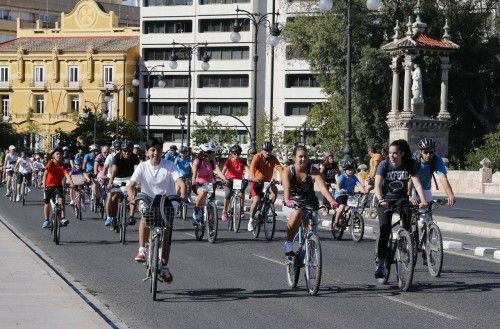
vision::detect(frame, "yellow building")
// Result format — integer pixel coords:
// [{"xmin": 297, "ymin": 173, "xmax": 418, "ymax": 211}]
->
[{"xmin": 0, "ymin": 0, "xmax": 139, "ymax": 151}]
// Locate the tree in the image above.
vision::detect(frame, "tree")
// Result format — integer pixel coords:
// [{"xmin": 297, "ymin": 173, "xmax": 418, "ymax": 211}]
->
[
  {"xmin": 0, "ymin": 122, "xmax": 21, "ymax": 150},
  {"xmin": 284, "ymin": 0, "xmax": 499, "ymax": 166},
  {"xmin": 255, "ymin": 113, "xmax": 283, "ymax": 152},
  {"xmin": 192, "ymin": 116, "xmax": 238, "ymax": 146},
  {"xmin": 465, "ymin": 124, "xmax": 500, "ymax": 172}
]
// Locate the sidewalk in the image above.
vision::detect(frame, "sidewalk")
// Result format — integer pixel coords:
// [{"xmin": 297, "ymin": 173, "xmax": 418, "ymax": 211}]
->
[{"xmin": 0, "ymin": 220, "xmax": 114, "ymax": 329}]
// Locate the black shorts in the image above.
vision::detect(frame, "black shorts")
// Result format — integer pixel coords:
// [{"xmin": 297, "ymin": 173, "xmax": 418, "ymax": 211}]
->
[
  {"xmin": 17, "ymin": 172, "xmax": 32, "ymax": 185},
  {"xmin": 44, "ymin": 187, "xmax": 64, "ymax": 204},
  {"xmin": 335, "ymin": 195, "xmax": 348, "ymax": 205},
  {"xmin": 6, "ymin": 170, "xmax": 14, "ymax": 177}
]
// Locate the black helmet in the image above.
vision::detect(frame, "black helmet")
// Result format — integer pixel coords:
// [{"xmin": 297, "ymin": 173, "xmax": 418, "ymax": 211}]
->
[
  {"xmin": 262, "ymin": 141, "xmax": 273, "ymax": 152},
  {"xmin": 229, "ymin": 144, "xmax": 242, "ymax": 154},
  {"xmin": 51, "ymin": 147, "xmax": 63, "ymax": 156},
  {"xmin": 170, "ymin": 144, "xmax": 177, "ymax": 151},
  {"xmin": 112, "ymin": 140, "xmax": 122, "ymax": 149},
  {"xmin": 342, "ymin": 160, "xmax": 355, "ymax": 170},
  {"xmin": 419, "ymin": 138, "xmax": 436, "ymax": 150},
  {"xmin": 121, "ymin": 140, "xmax": 133, "ymax": 150}
]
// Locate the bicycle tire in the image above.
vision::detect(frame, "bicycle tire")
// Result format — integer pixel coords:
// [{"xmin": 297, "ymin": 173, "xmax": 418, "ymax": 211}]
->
[
  {"xmin": 304, "ymin": 234, "xmax": 322, "ymax": 296},
  {"xmin": 395, "ymin": 229, "xmax": 415, "ymax": 292},
  {"xmin": 21, "ymin": 180, "xmax": 25, "ymax": 206},
  {"xmin": 120, "ymin": 202, "xmax": 127, "ymax": 244},
  {"xmin": 194, "ymin": 210, "xmax": 204, "ymax": 241},
  {"xmin": 207, "ymin": 201, "xmax": 218, "ymax": 243},
  {"xmin": 426, "ymin": 222, "xmax": 443, "ymax": 277},
  {"xmin": 53, "ymin": 211, "xmax": 60, "ymax": 245},
  {"xmin": 286, "ymin": 253, "xmax": 300, "ymax": 289},
  {"xmin": 181, "ymin": 202, "xmax": 187, "ymax": 221},
  {"xmin": 233, "ymin": 195, "xmax": 242, "ymax": 233},
  {"xmin": 350, "ymin": 212, "xmax": 365, "ymax": 242},
  {"xmin": 331, "ymin": 214, "xmax": 345, "ymax": 240},
  {"xmin": 263, "ymin": 203, "xmax": 276, "ymax": 241},
  {"xmin": 151, "ymin": 236, "xmax": 159, "ymax": 301}
]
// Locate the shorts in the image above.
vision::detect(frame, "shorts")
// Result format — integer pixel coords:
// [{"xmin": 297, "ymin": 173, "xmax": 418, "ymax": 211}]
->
[
  {"xmin": 335, "ymin": 195, "xmax": 348, "ymax": 205},
  {"xmin": 44, "ymin": 187, "xmax": 64, "ymax": 204},
  {"xmin": 223, "ymin": 179, "xmax": 248, "ymax": 199},
  {"xmin": 17, "ymin": 172, "xmax": 32, "ymax": 185},
  {"xmin": 250, "ymin": 181, "xmax": 264, "ymax": 198},
  {"xmin": 6, "ymin": 169, "xmax": 14, "ymax": 177}
]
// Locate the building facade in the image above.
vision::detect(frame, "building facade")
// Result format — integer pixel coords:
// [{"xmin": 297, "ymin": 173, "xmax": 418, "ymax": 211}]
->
[
  {"xmin": 0, "ymin": 0, "xmax": 139, "ymax": 151},
  {"xmin": 137, "ymin": 0, "xmax": 326, "ymax": 149}
]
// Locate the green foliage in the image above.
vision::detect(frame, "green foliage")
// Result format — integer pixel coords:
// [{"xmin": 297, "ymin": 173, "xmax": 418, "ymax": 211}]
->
[
  {"xmin": 192, "ymin": 116, "xmax": 238, "ymax": 146},
  {"xmin": 305, "ymin": 101, "xmax": 344, "ymax": 154},
  {"xmin": 465, "ymin": 124, "xmax": 500, "ymax": 171},
  {"xmin": 0, "ymin": 122, "xmax": 22, "ymax": 149},
  {"xmin": 284, "ymin": 0, "xmax": 499, "ymax": 166},
  {"xmin": 255, "ymin": 113, "xmax": 283, "ymax": 152}
]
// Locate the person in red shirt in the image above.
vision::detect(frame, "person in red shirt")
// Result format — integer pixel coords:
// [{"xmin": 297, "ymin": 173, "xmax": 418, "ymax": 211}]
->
[
  {"xmin": 221, "ymin": 145, "xmax": 248, "ymax": 222},
  {"xmin": 41, "ymin": 147, "xmax": 75, "ymax": 229}
]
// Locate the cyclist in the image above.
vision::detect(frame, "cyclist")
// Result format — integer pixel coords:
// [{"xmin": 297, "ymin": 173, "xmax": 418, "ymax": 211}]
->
[
  {"xmin": 103, "ymin": 140, "xmax": 121, "ymax": 221},
  {"xmin": 71, "ymin": 148, "xmax": 85, "ymax": 168},
  {"xmin": 282, "ymin": 145, "xmax": 337, "ymax": 255},
  {"xmin": 83, "ymin": 145, "xmax": 98, "ymax": 184},
  {"xmin": 14, "ymin": 150, "xmax": 34, "ymax": 202},
  {"xmin": 221, "ymin": 144, "xmax": 248, "ymax": 222},
  {"xmin": 93, "ymin": 145, "xmax": 109, "ymax": 206},
  {"xmin": 363, "ymin": 146, "xmax": 383, "ymax": 206},
  {"xmin": 32, "ymin": 154, "xmax": 45, "ymax": 188},
  {"xmin": 191, "ymin": 143, "xmax": 225, "ymax": 222},
  {"xmin": 332, "ymin": 161, "xmax": 367, "ymax": 231},
  {"xmin": 248, "ymin": 141, "xmax": 283, "ymax": 232},
  {"xmin": 42, "ymin": 147, "xmax": 75, "ymax": 228},
  {"xmin": 106, "ymin": 140, "xmax": 140, "ymax": 226},
  {"xmin": 3, "ymin": 145, "xmax": 18, "ymax": 197},
  {"xmin": 128, "ymin": 138, "xmax": 180, "ymax": 283},
  {"xmin": 320, "ymin": 151, "xmax": 339, "ymax": 215},
  {"xmin": 133, "ymin": 144, "xmax": 145, "ymax": 161},
  {"xmin": 374, "ymin": 139, "xmax": 427, "ymax": 279},
  {"xmin": 174, "ymin": 146, "xmax": 192, "ymax": 202},
  {"xmin": 69, "ymin": 157, "xmax": 85, "ymax": 208},
  {"xmin": 164, "ymin": 144, "xmax": 178, "ymax": 161},
  {"xmin": 61, "ymin": 146, "xmax": 72, "ymax": 171},
  {"xmin": 0, "ymin": 148, "xmax": 5, "ymax": 185}
]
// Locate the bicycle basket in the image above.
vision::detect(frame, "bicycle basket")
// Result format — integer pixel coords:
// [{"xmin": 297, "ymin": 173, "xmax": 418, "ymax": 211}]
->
[
  {"xmin": 71, "ymin": 174, "xmax": 86, "ymax": 186},
  {"xmin": 140, "ymin": 195, "xmax": 175, "ymax": 228}
]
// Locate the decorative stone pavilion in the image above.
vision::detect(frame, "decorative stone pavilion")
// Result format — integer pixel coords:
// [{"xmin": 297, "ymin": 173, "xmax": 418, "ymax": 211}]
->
[{"xmin": 381, "ymin": 1, "xmax": 459, "ymax": 156}]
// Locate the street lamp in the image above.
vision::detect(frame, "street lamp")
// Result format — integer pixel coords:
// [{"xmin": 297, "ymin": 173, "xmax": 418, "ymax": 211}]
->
[
  {"xmin": 167, "ymin": 41, "xmax": 211, "ymax": 147},
  {"xmin": 175, "ymin": 109, "xmax": 186, "ymax": 147},
  {"xmin": 132, "ymin": 64, "xmax": 165, "ymax": 140},
  {"xmin": 81, "ymin": 101, "xmax": 109, "ymax": 145},
  {"xmin": 230, "ymin": 7, "xmax": 281, "ymax": 151},
  {"xmin": 104, "ymin": 84, "xmax": 135, "ymax": 138},
  {"xmin": 319, "ymin": 0, "xmax": 380, "ymax": 164}
]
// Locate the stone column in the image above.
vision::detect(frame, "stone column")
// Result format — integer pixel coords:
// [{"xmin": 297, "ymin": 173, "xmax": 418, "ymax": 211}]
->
[
  {"xmin": 390, "ymin": 56, "xmax": 400, "ymax": 116},
  {"xmin": 403, "ymin": 54, "xmax": 413, "ymax": 112},
  {"xmin": 438, "ymin": 56, "xmax": 451, "ymax": 120}
]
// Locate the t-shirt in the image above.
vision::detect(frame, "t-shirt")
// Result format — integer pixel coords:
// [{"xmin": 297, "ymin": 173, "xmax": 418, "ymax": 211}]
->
[
  {"xmin": 249, "ymin": 153, "xmax": 283, "ymax": 182},
  {"xmin": 323, "ymin": 164, "xmax": 338, "ymax": 184},
  {"xmin": 16, "ymin": 157, "xmax": 33, "ymax": 174},
  {"xmin": 417, "ymin": 155, "xmax": 447, "ymax": 190},
  {"xmin": 112, "ymin": 153, "xmax": 140, "ymax": 178},
  {"xmin": 62, "ymin": 154, "xmax": 72, "ymax": 169},
  {"xmin": 376, "ymin": 159, "xmax": 418, "ymax": 200},
  {"xmin": 5, "ymin": 154, "xmax": 18, "ymax": 170},
  {"xmin": 334, "ymin": 174, "xmax": 359, "ymax": 198},
  {"xmin": 193, "ymin": 158, "xmax": 216, "ymax": 184},
  {"xmin": 32, "ymin": 161, "xmax": 44, "ymax": 171},
  {"xmin": 164, "ymin": 151, "xmax": 178, "ymax": 162},
  {"xmin": 44, "ymin": 160, "xmax": 66, "ymax": 187},
  {"xmin": 224, "ymin": 158, "xmax": 246, "ymax": 180},
  {"xmin": 130, "ymin": 159, "xmax": 180, "ymax": 198},
  {"xmin": 174, "ymin": 157, "xmax": 191, "ymax": 177},
  {"xmin": 83, "ymin": 153, "xmax": 95, "ymax": 173},
  {"xmin": 369, "ymin": 153, "xmax": 383, "ymax": 178},
  {"xmin": 104, "ymin": 153, "xmax": 115, "ymax": 177},
  {"xmin": 69, "ymin": 167, "xmax": 84, "ymax": 176}
]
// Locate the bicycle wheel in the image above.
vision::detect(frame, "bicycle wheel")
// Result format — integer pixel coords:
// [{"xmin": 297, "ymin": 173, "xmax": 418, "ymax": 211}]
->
[
  {"xmin": 206, "ymin": 201, "xmax": 218, "ymax": 243},
  {"xmin": 53, "ymin": 212, "xmax": 61, "ymax": 245},
  {"xmin": 395, "ymin": 229, "xmax": 415, "ymax": 292},
  {"xmin": 151, "ymin": 235, "xmax": 159, "ymax": 301},
  {"xmin": 233, "ymin": 195, "xmax": 242, "ymax": 233},
  {"xmin": 181, "ymin": 202, "xmax": 187, "ymax": 221},
  {"xmin": 425, "ymin": 222, "xmax": 443, "ymax": 277},
  {"xmin": 120, "ymin": 202, "xmax": 127, "ymax": 244},
  {"xmin": 194, "ymin": 209, "xmax": 204, "ymax": 241},
  {"xmin": 21, "ymin": 181, "xmax": 25, "ymax": 206},
  {"xmin": 263, "ymin": 203, "xmax": 276, "ymax": 241},
  {"xmin": 350, "ymin": 212, "xmax": 365, "ymax": 242},
  {"xmin": 331, "ymin": 214, "xmax": 345, "ymax": 240},
  {"xmin": 304, "ymin": 235, "xmax": 322, "ymax": 296},
  {"xmin": 286, "ymin": 235, "xmax": 300, "ymax": 289}
]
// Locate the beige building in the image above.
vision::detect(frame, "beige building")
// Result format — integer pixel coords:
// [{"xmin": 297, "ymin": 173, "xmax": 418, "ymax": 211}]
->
[{"xmin": 0, "ymin": 0, "xmax": 139, "ymax": 151}]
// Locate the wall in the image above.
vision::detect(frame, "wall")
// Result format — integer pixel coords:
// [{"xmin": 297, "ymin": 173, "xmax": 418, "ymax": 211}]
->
[{"xmin": 431, "ymin": 169, "xmax": 500, "ymax": 194}]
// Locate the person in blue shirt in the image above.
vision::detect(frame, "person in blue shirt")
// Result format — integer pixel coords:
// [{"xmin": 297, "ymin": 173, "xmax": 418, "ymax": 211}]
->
[
  {"xmin": 332, "ymin": 161, "xmax": 366, "ymax": 230},
  {"xmin": 164, "ymin": 145, "xmax": 178, "ymax": 162},
  {"xmin": 82, "ymin": 145, "xmax": 98, "ymax": 183},
  {"xmin": 174, "ymin": 146, "xmax": 192, "ymax": 201}
]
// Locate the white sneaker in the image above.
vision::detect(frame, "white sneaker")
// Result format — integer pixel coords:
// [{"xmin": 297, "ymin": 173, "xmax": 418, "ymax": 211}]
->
[
  {"xmin": 69, "ymin": 200, "xmax": 74, "ymax": 206},
  {"xmin": 15, "ymin": 195, "xmax": 20, "ymax": 202},
  {"xmin": 283, "ymin": 241, "xmax": 294, "ymax": 255},
  {"xmin": 247, "ymin": 217, "xmax": 255, "ymax": 232}
]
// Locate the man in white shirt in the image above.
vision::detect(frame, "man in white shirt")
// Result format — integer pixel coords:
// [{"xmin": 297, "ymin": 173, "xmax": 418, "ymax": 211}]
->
[
  {"xmin": 128, "ymin": 138, "xmax": 179, "ymax": 283},
  {"xmin": 103, "ymin": 140, "xmax": 121, "ymax": 222},
  {"xmin": 14, "ymin": 150, "xmax": 33, "ymax": 202}
]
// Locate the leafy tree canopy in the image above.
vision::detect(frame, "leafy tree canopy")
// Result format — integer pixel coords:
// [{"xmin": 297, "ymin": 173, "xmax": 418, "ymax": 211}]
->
[{"xmin": 465, "ymin": 124, "xmax": 500, "ymax": 172}]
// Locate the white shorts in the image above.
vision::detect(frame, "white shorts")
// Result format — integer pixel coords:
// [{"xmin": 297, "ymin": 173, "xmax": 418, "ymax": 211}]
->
[{"xmin": 111, "ymin": 177, "xmax": 130, "ymax": 194}]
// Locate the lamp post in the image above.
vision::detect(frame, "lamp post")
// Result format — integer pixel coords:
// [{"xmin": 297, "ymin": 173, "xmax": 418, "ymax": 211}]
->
[
  {"xmin": 104, "ymin": 84, "xmax": 135, "ymax": 138},
  {"xmin": 81, "ymin": 100, "xmax": 109, "ymax": 145},
  {"xmin": 175, "ymin": 109, "xmax": 186, "ymax": 147},
  {"xmin": 131, "ymin": 64, "xmax": 166, "ymax": 141},
  {"xmin": 167, "ymin": 41, "xmax": 211, "ymax": 148},
  {"xmin": 230, "ymin": 7, "xmax": 281, "ymax": 152},
  {"xmin": 319, "ymin": 0, "xmax": 380, "ymax": 164}
]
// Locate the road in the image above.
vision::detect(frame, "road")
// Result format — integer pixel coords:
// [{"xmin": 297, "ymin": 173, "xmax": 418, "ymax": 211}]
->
[{"xmin": 0, "ymin": 188, "xmax": 499, "ymax": 329}]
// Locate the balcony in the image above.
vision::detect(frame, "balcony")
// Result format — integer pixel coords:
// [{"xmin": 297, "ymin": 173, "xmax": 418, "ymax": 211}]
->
[
  {"xmin": 0, "ymin": 80, "xmax": 11, "ymax": 90},
  {"xmin": 29, "ymin": 80, "xmax": 47, "ymax": 90},
  {"xmin": 64, "ymin": 79, "xmax": 81, "ymax": 90},
  {"xmin": 97, "ymin": 79, "xmax": 115, "ymax": 90}
]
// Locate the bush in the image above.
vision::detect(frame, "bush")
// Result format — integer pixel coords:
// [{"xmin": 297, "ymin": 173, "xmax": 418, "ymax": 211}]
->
[{"xmin": 465, "ymin": 124, "xmax": 500, "ymax": 172}]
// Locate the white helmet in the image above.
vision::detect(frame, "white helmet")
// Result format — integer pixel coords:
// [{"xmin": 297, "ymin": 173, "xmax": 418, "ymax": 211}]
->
[
  {"xmin": 89, "ymin": 144, "xmax": 98, "ymax": 152},
  {"xmin": 9, "ymin": 145, "xmax": 16, "ymax": 150},
  {"xmin": 200, "ymin": 142, "xmax": 218, "ymax": 153},
  {"xmin": 62, "ymin": 146, "xmax": 69, "ymax": 151}
]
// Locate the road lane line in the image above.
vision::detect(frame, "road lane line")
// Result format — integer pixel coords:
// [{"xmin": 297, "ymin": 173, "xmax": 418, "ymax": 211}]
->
[
  {"xmin": 445, "ymin": 250, "xmax": 500, "ymax": 264},
  {"xmin": 253, "ymin": 254, "xmax": 286, "ymax": 265},
  {"xmin": 450, "ymin": 207, "xmax": 483, "ymax": 212},
  {"xmin": 184, "ymin": 233, "xmax": 195, "ymax": 237},
  {"xmin": 381, "ymin": 295, "xmax": 459, "ymax": 320}
]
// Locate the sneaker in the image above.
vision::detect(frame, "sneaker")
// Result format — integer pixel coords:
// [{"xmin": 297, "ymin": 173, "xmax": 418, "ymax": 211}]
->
[
  {"xmin": 69, "ymin": 200, "xmax": 74, "ymax": 206},
  {"xmin": 134, "ymin": 247, "xmax": 146, "ymax": 262},
  {"xmin": 26, "ymin": 187, "xmax": 31, "ymax": 194},
  {"xmin": 160, "ymin": 264, "xmax": 173, "ymax": 284},
  {"xmin": 104, "ymin": 217, "xmax": 113, "ymax": 226},
  {"xmin": 375, "ymin": 265, "xmax": 385, "ymax": 279},
  {"xmin": 5, "ymin": 192, "xmax": 10, "ymax": 197},
  {"xmin": 15, "ymin": 195, "xmax": 20, "ymax": 202},
  {"xmin": 42, "ymin": 219, "xmax": 51, "ymax": 229},
  {"xmin": 221, "ymin": 213, "xmax": 229, "ymax": 222},
  {"xmin": 192, "ymin": 208, "xmax": 200, "ymax": 222},
  {"xmin": 283, "ymin": 241, "xmax": 294, "ymax": 256},
  {"xmin": 247, "ymin": 217, "xmax": 255, "ymax": 232},
  {"xmin": 61, "ymin": 218, "xmax": 69, "ymax": 226}
]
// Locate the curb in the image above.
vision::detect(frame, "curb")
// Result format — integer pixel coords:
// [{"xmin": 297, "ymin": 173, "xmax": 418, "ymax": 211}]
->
[{"xmin": 0, "ymin": 214, "xmax": 129, "ymax": 329}]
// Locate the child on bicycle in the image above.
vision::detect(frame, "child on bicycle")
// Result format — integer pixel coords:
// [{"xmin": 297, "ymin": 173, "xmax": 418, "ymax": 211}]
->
[
  {"xmin": 69, "ymin": 157, "xmax": 85, "ymax": 208},
  {"xmin": 221, "ymin": 144, "xmax": 248, "ymax": 222}
]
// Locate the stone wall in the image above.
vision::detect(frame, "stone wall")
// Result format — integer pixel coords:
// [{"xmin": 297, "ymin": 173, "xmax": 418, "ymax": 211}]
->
[{"xmin": 431, "ymin": 161, "xmax": 500, "ymax": 194}]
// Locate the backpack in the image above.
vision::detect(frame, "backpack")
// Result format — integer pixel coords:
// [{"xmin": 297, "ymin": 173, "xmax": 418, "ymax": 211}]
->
[{"xmin": 414, "ymin": 152, "xmax": 439, "ymax": 190}]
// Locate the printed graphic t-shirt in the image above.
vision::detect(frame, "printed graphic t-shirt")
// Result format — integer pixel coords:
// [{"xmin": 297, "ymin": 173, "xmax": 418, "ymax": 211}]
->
[{"xmin": 376, "ymin": 159, "xmax": 418, "ymax": 200}]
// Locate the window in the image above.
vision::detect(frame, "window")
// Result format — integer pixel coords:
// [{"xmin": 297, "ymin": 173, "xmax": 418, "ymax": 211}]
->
[
  {"xmin": 285, "ymin": 74, "xmax": 320, "ymax": 88},
  {"xmin": 1, "ymin": 96, "xmax": 9, "ymax": 116},
  {"xmin": 34, "ymin": 66, "xmax": 44, "ymax": 83},
  {"xmin": 144, "ymin": 75, "xmax": 189, "ymax": 88},
  {"xmin": 143, "ymin": 48, "xmax": 190, "ymax": 61},
  {"xmin": 197, "ymin": 103, "xmax": 248, "ymax": 116},
  {"xmin": 68, "ymin": 66, "xmax": 79, "ymax": 83},
  {"xmin": 144, "ymin": 0, "xmax": 192, "ymax": 6},
  {"xmin": 0, "ymin": 9, "xmax": 10, "ymax": 20},
  {"xmin": 35, "ymin": 95, "xmax": 44, "ymax": 114},
  {"xmin": 200, "ymin": 0, "xmax": 249, "ymax": 4},
  {"xmin": 199, "ymin": 19, "xmax": 249, "ymax": 33},
  {"xmin": 144, "ymin": 20, "xmax": 192, "ymax": 34},
  {"xmin": 0, "ymin": 66, "xmax": 8, "ymax": 85},
  {"xmin": 198, "ymin": 75, "xmax": 249, "ymax": 88},
  {"xmin": 199, "ymin": 47, "xmax": 249, "ymax": 60},
  {"xmin": 70, "ymin": 96, "xmax": 79, "ymax": 113},
  {"xmin": 103, "ymin": 66, "xmax": 113, "ymax": 84},
  {"xmin": 285, "ymin": 103, "xmax": 314, "ymax": 116},
  {"xmin": 144, "ymin": 102, "xmax": 187, "ymax": 116}
]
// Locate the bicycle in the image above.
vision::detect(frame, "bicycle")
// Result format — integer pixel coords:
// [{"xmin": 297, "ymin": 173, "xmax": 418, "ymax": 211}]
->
[
  {"xmin": 193, "ymin": 182, "xmax": 218, "ymax": 243},
  {"xmin": 9, "ymin": 171, "xmax": 17, "ymax": 202},
  {"xmin": 71, "ymin": 174, "xmax": 86, "ymax": 221},
  {"xmin": 375, "ymin": 198, "xmax": 415, "ymax": 292},
  {"xmin": 111, "ymin": 181, "xmax": 129, "ymax": 244},
  {"xmin": 135, "ymin": 193, "xmax": 180, "ymax": 301},
  {"xmin": 175, "ymin": 176, "xmax": 190, "ymax": 221},
  {"xmin": 251, "ymin": 180, "xmax": 277, "ymax": 241},
  {"xmin": 409, "ymin": 199, "xmax": 446, "ymax": 277},
  {"xmin": 19, "ymin": 173, "xmax": 33, "ymax": 206},
  {"xmin": 226, "ymin": 178, "xmax": 248, "ymax": 232},
  {"xmin": 286, "ymin": 197, "xmax": 324, "ymax": 296},
  {"xmin": 361, "ymin": 192, "xmax": 378, "ymax": 219},
  {"xmin": 331, "ymin": 192, "xmax": 365, "ymax": 242},
  {"xmin": 46, "ymin": 189, "xmax": 64, "ymax": 245}
]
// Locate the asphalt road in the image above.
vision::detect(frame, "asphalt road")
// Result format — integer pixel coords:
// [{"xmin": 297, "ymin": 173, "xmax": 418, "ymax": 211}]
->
[{"xmin": 0, "ymin": 188, "xmax": 499, "ymax": 329}]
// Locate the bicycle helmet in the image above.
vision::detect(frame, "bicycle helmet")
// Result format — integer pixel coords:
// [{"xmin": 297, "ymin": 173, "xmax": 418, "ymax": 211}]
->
[
  {"xmin": 200, "ymin": 142, "xmax": 218, "ymax": 153},
  {"xmin": 112, "ymin": 140, "xmax": 122, "ymax": 150},
  {"xmin": 323, "ymin": 151, "xmax": 333, "ymax": 160},
  {"xmin": 418, "ymin": 138, "xmax": 436, "ymax": 150},
  {"xmin": 342, "ymin": 160, "xmax": 355, "ymax": 170},
  {"xmin": 121, "ymin": 140, "xmax": 133, "ymax": 150},
  {"xmin": 51, "ymin": 147, "xmax": 63, "ymax": 156},
  {"xmin": 179, "ymin": 145, "xmax": 189, "ymax": 153},
  {"xmin": 74, "ymin": 157, "xmax": 82, "ymax": 165},
  {"xmin": 133, "ymin": 144, "xmax": 140, "ymax": 149},
  {"xmin": 170, "ymin": 144, "xmax": 178, "ymax": 151},
  {"xmin": 62, "ymin": 146, "xmax": 69, "ymax": 151},
  {"xmin": 262, "ymin": 141, "xmax": 273, "ymax": 152},
  {"xmin": 229, "ymin": 144, "xmax": 242, "ymax": 154},
  {"xmin": 89, "ymin": 144, "xmax": 99, "ymax": 152},
  {"xmin": 8, "ymin": 145, "xmax": 16, "ymax": 150}
]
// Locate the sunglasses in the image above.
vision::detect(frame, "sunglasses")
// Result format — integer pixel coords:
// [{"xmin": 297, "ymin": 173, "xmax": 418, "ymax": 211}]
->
[{"xmin": 422, "ymin": 150, "xmax": 434, "ymax": 155}]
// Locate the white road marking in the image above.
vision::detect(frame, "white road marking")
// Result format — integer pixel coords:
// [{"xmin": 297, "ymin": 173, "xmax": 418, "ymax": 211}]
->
[
  {"xmin": 184, "ymin": 233, "xmax": 195, "ymax": 237},
  {"xmin": 445, "ymin": 250, "xmax": 500, "ymax": 264},
  {"xmin": 381, "ymin": 295, "xmax": 459, "ymax": 320},
  {"xmin": 451, "ymin": 207, "xmax": 483, "ymax": 212},
  {"xmin": 253, "ymin": 254, "xmax": 286, "ymax": 265}
]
